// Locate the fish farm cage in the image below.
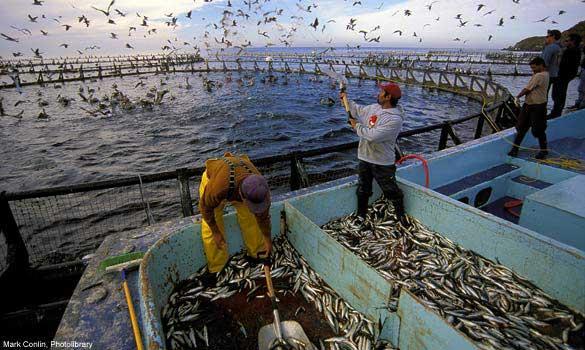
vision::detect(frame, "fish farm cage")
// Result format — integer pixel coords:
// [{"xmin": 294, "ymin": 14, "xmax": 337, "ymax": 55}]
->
[{"xmin": 0, "ymin": 53, "xmax": 517, "ymax": 336}]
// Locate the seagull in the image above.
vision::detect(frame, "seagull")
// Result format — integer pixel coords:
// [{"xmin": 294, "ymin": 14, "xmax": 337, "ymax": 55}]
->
[
  {"xmin": 1, "ymin": 33, "xmax": 19, "ymax": 42},
  {"xmin": 28, "ymin": 14, "xmax": 38, "ymax": 22},
  {"xmin": 31, "ymin": 48, "xmax": 43, "ymax": 58},
  {"xmin": 91, "ymin": 0, "xmax": 115, "ymax": 16},
  {"xmin": 310, "ymin": 17, "xmax": 319, "ymax": 30},
  {"xmin": 32, "ymin": 0, "xmax": 43, "ymax": 5}
]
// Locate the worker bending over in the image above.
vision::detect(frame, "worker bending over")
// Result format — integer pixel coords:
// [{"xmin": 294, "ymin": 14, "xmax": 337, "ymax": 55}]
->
[
  {"xmin": 340, "ymin": 82, "xmax": 407, "ymax": 224},
  {"xmin": 198, "ymin": 153, "xmax": 272, "ymax": 285}
]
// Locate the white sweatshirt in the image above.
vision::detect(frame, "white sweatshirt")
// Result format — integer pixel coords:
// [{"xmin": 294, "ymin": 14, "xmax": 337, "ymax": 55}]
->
[{"xmin": 349, "ymin": 100, "xmax": 404, "ymax": 165}]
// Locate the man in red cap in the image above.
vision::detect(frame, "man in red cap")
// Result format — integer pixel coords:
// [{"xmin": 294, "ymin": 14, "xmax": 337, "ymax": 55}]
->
[
  {"xmin": 340, "ymin": 82, "xmax": 406, "ymax": 225},
  {"xmin": 198, "ymin": 152, "xmax": 272, "ymax": 285}
]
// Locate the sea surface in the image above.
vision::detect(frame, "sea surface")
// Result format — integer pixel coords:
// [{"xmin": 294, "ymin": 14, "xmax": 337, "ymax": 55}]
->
[{"xmin": 0, "ymin": 70, "xmax": 485, "ymax": 192}]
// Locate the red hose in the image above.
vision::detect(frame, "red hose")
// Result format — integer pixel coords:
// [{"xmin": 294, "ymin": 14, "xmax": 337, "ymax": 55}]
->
[{"xmin": 396, "ymin": 154, "xmax": 430, "ymax": 188}]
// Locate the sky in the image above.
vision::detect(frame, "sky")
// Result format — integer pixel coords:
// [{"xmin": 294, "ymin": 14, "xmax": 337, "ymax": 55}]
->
[{"xmin": 0, "ymin": 0, "xmax": 583, "ymax": 58}]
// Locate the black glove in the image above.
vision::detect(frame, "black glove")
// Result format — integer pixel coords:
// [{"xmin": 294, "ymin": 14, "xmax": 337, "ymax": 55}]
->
[{"xmin": 256, "ymin": 251, "xmax": 273, "ymax": 266}]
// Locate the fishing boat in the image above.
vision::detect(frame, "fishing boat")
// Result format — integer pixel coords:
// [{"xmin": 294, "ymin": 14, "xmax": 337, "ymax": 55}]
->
[{"xmin": 53, "ymin": 109, "xmax": 585, "ymax": 349}]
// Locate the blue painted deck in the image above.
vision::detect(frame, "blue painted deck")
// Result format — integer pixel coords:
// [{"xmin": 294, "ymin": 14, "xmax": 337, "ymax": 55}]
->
[
  {"xmin": 399, "ymin": 109, "xmax": 585, "ymax": 253},
  {"xmin": 435, "ymin": 163, "xmax": 519, "ymax": 196}
]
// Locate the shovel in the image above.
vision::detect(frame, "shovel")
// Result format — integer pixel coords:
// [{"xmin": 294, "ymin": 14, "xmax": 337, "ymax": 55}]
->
[{"xmin": 257, "ymin": 256, "xmax": 315, "ymax": 350}]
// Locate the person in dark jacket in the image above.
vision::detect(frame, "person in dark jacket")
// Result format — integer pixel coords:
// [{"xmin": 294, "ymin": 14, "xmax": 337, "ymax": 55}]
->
[
  {"xmin": 550, "ymin": 33, "xmax": 582, "ymax": 118},
  {"xmin": 568, "ymin": 45, "xmax": 585, "ymax": 110}
]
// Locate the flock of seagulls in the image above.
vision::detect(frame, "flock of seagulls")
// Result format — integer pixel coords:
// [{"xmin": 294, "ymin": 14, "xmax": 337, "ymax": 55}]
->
[
  {"xmin": 0, "ymin": 68, "xmax": 345, "ymax": 120},
  {"xmin": 0, "ymin": 0, "xmax": 577, "ymax": 59}
]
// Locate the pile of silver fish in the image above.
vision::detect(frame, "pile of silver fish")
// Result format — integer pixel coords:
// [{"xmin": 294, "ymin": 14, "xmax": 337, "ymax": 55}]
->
[
  {"xmin": 322, "ymin": 198, "xmax": 584, "ymax": 350},
  {"xmin": 162, "ymin": 235, "xmax": 396, "ymax": 350}
]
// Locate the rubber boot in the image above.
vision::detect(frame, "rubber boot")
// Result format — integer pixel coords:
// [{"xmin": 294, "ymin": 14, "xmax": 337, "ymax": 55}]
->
[
  {"xmin": 357, "ymin": 193, "xmax": 370, "ymax": 219},
  {"xmin": 536, "ymin": 135, "xmax": 548, "ymax": 159},
  {"xmin": 392, "ymin": 199, "xmax": 408, "ymax": 225}
]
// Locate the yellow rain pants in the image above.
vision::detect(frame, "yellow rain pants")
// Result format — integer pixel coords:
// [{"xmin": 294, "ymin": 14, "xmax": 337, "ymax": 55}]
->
[{"xmin": 199, "ymin": 171, "xmax": 266, "ymax": 273}]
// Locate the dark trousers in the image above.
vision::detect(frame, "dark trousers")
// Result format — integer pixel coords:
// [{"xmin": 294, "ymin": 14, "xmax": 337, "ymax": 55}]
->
[
  {"xmin": 511, "ymin": 103, "xmax": 548, "ymax": 152},
  {"xmin": 357, "ymin": 161, "xmax": 404, "ymax": 217},
  {"xmin": 550, "ymin": 77, "xmax": 571, "ymax": 118}
]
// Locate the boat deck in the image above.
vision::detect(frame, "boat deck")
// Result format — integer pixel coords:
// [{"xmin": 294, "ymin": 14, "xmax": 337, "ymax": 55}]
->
[
  {"xmin": 517, "ymin": 136, "xmax": 585, "ymax": 175},
  {"xmin": 52, "ymin": 221, "xmax": 167, "ymax": 349},
  {"xmin": 398, "ymin": 110, "xmax": 585, "ymax": 253}
]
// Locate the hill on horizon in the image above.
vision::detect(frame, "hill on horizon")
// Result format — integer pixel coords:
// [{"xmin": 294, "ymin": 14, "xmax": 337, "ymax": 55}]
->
[{"xmin": 506, "ymin": 21, "xmax": 585, "ymax": 51}]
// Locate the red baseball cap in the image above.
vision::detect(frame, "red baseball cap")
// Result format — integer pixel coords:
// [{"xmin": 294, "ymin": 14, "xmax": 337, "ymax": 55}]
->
[{"xmin": 378, "ymin": 82, "xmax": 402, "ymax": 99}]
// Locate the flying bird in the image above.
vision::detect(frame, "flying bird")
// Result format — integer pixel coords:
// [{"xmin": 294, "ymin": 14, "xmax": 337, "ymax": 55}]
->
[
  {"xmin": 91, "ymin": 0, "xmax": 115, "ymax": 16},
  {"xmin": 310, "ymin": 17, "xmax": 319, "ymax": 30},
  {"xmin": 1, "ymin": 33, "xmax": 19, "ymax": 42}
]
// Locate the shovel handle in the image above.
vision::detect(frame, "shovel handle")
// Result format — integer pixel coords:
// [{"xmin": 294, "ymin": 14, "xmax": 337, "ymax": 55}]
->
[
  {"xmin": 264, "ymin": 264, "xmax": 275, "ymax": 298},
  {"xmin": 263, "ymin": 263, "xmax": 285, "ymax": 342}
]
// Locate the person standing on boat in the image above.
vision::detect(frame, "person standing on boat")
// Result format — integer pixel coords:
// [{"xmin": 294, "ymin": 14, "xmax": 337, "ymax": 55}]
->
[
  {"xmin": 340, "ymin": 82, "xmax": 407, "ymax": 224},
  {"xmin": 198, "ymin": 153, "xmax": 272, "ymax": 285},
  {"xmin": 550, "ymin": 33, "xmax": 582, "ymax": 118},
  {"xmin": 508, "ymin": 57, "xmax": 550, "ymax": 159},
  {"xmin": 541, "ymin": 29, "xmax": 562, "ymax": 99},
  {"xmin": 568, "ymin": 45, "xmax": 585, "ymax": 110}
]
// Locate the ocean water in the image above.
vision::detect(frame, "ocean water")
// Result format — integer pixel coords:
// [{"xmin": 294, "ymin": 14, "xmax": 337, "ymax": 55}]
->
[{"xmin": 0, "ymin": 70, "xmax": 482, "ymax": 192}]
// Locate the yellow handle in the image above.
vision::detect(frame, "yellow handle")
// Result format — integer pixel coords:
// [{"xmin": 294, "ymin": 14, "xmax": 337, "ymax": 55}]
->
[
  {"xmin": 123, "ymin": 280, "xmax": 144, "ymax": 350},
  {"xmin": 341, "ymin": 95, "xmax": 351, "ymax": 112},
  {"xmin": 263, "ymin": 264, "xmax": 275, "ymax": 298}
]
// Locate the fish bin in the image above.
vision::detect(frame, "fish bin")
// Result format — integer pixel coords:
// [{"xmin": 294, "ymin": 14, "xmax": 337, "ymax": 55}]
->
[{"xmin": 140, "ymin": 163, "xmax": 585, "ymax": 349}]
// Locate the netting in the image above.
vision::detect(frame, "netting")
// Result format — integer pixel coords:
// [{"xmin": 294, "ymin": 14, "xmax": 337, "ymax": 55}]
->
[{"xmin": 8, "ymin": 178, "xmax": 181, "ymax": 267}]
